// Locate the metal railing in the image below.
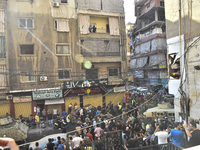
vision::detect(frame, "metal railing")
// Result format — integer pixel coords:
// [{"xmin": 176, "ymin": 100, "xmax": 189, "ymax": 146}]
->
[
  {"xmin": 82, "ymin": 52, "xmax": 120, "ymax": 57},
  {"xmin": 124, "ymin": 143, "xmax": 183, "ymax": 150}
]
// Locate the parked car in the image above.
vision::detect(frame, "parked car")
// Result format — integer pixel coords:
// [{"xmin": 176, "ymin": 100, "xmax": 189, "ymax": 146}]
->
[{"xmin": 139, "ymin": 89, "xmax": 151, "ymax": 95}]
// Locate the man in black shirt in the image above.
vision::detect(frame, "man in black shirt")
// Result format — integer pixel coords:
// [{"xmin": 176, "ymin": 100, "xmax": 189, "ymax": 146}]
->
[
  {"xmin": 95, "ymin": 137, "xmax": 104, "ymax": 150},
  {"xmin": 127, "ymin": 135, "xmax": 136, "ymax": 148},
  {"xmin": 183, "ymin": 122, "xmax": 200, "ymax": 148},
  {"xmin": 46, "ymin": 138, "xmax": 55, "ymax": 150}
]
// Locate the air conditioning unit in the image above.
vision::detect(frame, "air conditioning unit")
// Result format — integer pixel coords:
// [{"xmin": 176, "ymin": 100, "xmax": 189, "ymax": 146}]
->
[
  {"xmin": 53, "ymin": 2, "xmax": 59, "ymax": 7},
  {"xmin": 6, "ymin": 95, "xmax": 13, "ymax": 100},
  {"xmin": 40, "ymin": 76, "xmax": 48, "ymax": 81}
]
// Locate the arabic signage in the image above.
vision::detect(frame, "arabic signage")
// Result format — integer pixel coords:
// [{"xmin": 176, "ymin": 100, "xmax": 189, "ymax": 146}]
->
[
  {"xmin": 32, "ymin": 89, "xmax": 63, "ymax": 100},
  {"xmin": 63, "ymin": 78, "xmax": 108, "ymax": 89},
  {"xmin": 63, "ymin": 87, "xmax": 106, "ymax": 97},
  {"xmin": 13, "ymin": 96, "xmax": 32, "ymax": 103},
  {"xmin": 114, "ymin": 86, "xmax": 126, "ymax": 93}
]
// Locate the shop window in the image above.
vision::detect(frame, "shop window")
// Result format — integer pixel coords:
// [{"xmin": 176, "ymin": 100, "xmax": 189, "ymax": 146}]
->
[
  {"xmin": 86, "ymin": 69, "xmax": 98, "ymax": 80},
  {"xmin": 109, "ymin": 68, "xmax": 119, "ymax": 77},
  {"xmin": 56, "ymin": 44, "xmax": 70, "ymax": 55},
  {"xmin": 20, "ymin": 44, "xmax": 34, "ymax": 55},
  {"xmin": 0, "ymin": 9, "xmax": 4, "ymax": 33},
  {"xmin": 58, "ymin": 70, "xmax": 70, "ymax": 79},
  {"xmin": 0, "ymin": 36, "xmax": 6, "ymax": 58},
  {"xmin": 21, "ymin": 71, "xmax": 36, "ymax": 82},
  {"xmin": 18, "ymin": 18, "xmax": 34, "ymax": 29},
  {"xmin": 168, "ymin": 54, "xmax": 180, "ymax": 79},
  {"xmin": 55, "ymin": 19, "xmax": 69, "ymax": 32}
]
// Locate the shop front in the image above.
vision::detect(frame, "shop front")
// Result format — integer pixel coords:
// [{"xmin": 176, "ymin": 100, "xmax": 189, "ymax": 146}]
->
[
  {"xmin": 32, "ymin": 89, "xmax": 64, "ymax": 116},
  {"xmin": 13, "ymin": 96, "xmax": 32, "ymax": 119},
  {"xmin": 0, "ymin": 100, "xmax": 10, "ymax": 117}
]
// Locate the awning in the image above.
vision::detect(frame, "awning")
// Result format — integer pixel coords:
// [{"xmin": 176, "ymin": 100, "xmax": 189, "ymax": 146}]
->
[{"xmin": 45, "ymin": 99, "xmax": 64, "ymax": 105}]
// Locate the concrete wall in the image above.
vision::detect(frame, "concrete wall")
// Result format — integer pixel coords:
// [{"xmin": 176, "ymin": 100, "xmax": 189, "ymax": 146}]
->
[
  {"xmin": 165, "ymin": 0, "xmax": 200, "ymax": 39},
  {"xmin": 77, "ymin": 0, "xmax": 124, "ymax": 13}
]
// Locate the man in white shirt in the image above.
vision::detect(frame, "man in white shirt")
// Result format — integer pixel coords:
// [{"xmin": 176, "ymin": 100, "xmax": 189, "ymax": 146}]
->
[
  {"xmin": 154, "ymin": 124, "xmax": 168, "ymax": 144},
  {"xmin": 72, "ymin": 132, "xmax": 84, "ymax": 150}
]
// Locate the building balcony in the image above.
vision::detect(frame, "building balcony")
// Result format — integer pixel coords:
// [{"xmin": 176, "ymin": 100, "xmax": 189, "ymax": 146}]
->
[
  {"xmin": 135, "ymin": 0, "xmax": 148, "ymax": 7},
  {"xmin": 131, "ymin": 49, "xmax": 166, "ymax": 59},
  {"xmin": 135, "ymin": 20, "xmax": 165, "ymax": 34},
  {"xmin": 82, "ymin": 52, "xmax": 120, "ymax": 57}
]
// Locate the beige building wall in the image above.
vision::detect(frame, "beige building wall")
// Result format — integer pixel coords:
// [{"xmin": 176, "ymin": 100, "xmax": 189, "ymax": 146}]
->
[{"xmin": 165, "ymin": 0, "xmax": 200, "ymax": 120}]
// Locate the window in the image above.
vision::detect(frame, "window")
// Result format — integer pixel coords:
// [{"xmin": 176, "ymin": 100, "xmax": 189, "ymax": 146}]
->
[
  {"xmin": 21, "ymin": 72, "xmax": 36, "ymax": 82},
  {"xmin": 18, "ymin": 18, "xmax": 34, "ymax": 28},
  {"xmin": 58, "ymin": 70, "xmax": 70, "ymax": 79},
  {"xmin": 0, "ymin": 9, "xmax": 4, "ymax": 33},
  {"xmin": 160, "ymin": 1, "xmax": 164, "ymax": 7},
  {"xmin": 61, "ymin": 0, "xmax": 68, "ymax": 3},
  {"xmin": 86, "ymin": 69, "xmax": 98, "ymax": 80},
  {"xmin": 109, "ymin": 68, "xmax": 119, "ymax": 76},
  {"xmin": 0, "ymin": 36, "xmax": 6, "ymax": 58},
  {"xmin": 56, "ymin": 44, "xmax": 70, "ymax": 55},
  {"xmin": 20, "ymin": 45, "xmax": 34, "ymax": 55},
  {"xmin": 55, "ymin": 19, "xmax": 69, "ymax": 32}
]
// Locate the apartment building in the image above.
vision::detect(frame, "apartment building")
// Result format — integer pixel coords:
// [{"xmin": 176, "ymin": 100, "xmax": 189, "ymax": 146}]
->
[
  {"xmin": 0, "ymin": 0, "xmax": 127, "ymax": 118},
  {"xmin": 129, "ymin": 0, "xmax": 167, "ymax": 87}
]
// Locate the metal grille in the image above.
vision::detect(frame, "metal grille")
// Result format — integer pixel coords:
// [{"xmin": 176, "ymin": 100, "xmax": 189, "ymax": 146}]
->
[
  {"xmin": 14, "ymin": 102, "xmax": 32, "ymax": 119},
  {"xmin": 0, "ymin": 103, "xmax": 10, "ymax": 117}
]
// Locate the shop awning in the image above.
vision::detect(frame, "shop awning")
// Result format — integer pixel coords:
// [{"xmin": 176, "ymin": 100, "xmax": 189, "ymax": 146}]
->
[{"xmin": 45, "ymin": 99, "xmax": 64, "ymax": 105}]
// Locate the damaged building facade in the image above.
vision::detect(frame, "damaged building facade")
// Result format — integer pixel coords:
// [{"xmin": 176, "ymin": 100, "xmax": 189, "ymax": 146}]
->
[
  {"xmin": 0, "ymin": 0, "xmax": 127, "ymax": 118},
  {"xmin": 129, "ymin": 0, "xmax": 167, "ymax": 86},
  {"xmin": 165, "ymin": 1, "xmax": 200, "ymax": 121}
]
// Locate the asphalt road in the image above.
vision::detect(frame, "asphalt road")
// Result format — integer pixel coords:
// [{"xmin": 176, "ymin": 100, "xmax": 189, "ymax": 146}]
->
[{"xmin": 27, "ymin": 123, "xmax": 76, "ymax": 143}]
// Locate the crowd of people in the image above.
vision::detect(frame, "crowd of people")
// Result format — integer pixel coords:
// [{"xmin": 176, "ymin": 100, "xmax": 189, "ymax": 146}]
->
[{"xmin": 3, "ymin": 91, "xmax": 200, "ymax": 150}]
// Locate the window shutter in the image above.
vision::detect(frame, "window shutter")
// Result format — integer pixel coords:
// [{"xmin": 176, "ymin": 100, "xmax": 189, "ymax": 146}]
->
[
  {"xmin": 0, "ymin": 10, "xmax": 4, "ymax": 33},
  {"xmin": 57, "ymin": 19, "xmax": 69, "ymax": 32},
  {"xmin": 109, "ymin": 17, "xmax": 119, "ymax": 35},
  {"xmin": 79, "ymin": 15, "xmax": 90, "ymax": 34}
]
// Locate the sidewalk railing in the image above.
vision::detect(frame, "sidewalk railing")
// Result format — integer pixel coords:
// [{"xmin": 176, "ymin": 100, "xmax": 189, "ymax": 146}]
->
[{"xmin": 123, "ymin": 143, "xmax": 183, "ymax": 150}]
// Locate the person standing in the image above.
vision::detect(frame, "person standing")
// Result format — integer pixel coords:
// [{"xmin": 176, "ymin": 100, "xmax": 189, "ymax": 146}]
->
[
  {"xmin": 154, "ymin": 124, "xmax": 168, "ymax": 144},
  {"xmin": 34, "ymin": 142, "xmax": 42, "ymax": 150},
  {"xmin": 72, "ymin": 132, "xmax": 84, "ymax": 150},
  {"xmin": 46, "ymin": 138, "xmax": 55, "ymax": 150},
  {"xmin": 68, "ymin": 103, "xmax": 72, "ymax": 114},
  {"xmin": 170, "ymin": 122, "xmax": 185, "ymax": 147},
  {"xmin": 42, "ymin": 109, "xmax": 46, "ymax": 120},
  {"xmin": 95, "ymin": 137, "xmax": 104, "ymax": 150},
  {"xmin": 35, "ymin": 113, "xmax": 40, "ymax": 128},
  {"xmin": 47, "ymin": 112, "xmax": 53, "ymax": 126},
  {"xmin": 183, "ymin": 122, "xmax": 200, "ymax": 148},
  {"xmin": 36, "ymin": 106, "xmax": 41, "ymax": 117}
]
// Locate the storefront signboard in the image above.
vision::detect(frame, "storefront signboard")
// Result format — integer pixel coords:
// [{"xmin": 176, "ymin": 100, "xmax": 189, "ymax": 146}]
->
[{"xmin": 32, "ymin": 89, "xmax": 63, "ymax": 100}]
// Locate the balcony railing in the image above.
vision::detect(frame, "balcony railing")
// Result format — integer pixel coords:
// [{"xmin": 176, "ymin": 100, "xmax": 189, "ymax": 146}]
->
[{"xmin": 82, "ymin": 52, "xmax": 120, "ymax": 57}]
